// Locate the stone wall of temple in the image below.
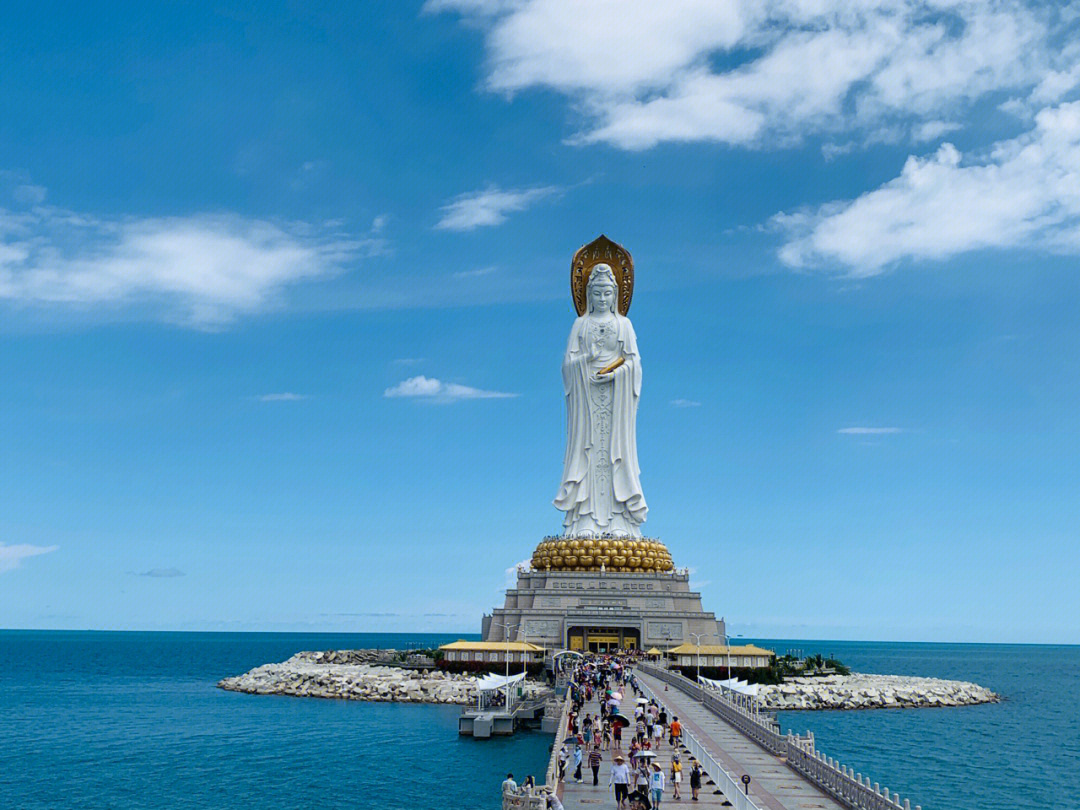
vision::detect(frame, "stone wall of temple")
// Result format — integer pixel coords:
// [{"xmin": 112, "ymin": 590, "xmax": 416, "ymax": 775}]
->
[{"xmin": 483, "ymin": 567, "xmax": 725, "ymax": 651}]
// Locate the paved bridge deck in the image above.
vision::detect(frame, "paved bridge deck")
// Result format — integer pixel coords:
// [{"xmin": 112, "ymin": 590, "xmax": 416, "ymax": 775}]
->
[{"xmin": 559, "ymin": 670, "xmax": 845, "ymax": 810}]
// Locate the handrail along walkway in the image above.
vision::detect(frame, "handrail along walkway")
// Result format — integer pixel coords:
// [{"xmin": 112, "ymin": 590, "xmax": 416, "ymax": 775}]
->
[
  {"xmin": 637, "ymin": 663, "xmax": 922, "ymax": 810},
  {"xmin": 502, "ymin": 691, "xmax": 572, "ymax": 810},
  {"xmin": 637, "ymin": 673, "xmax": 765, "ymax": 810}
]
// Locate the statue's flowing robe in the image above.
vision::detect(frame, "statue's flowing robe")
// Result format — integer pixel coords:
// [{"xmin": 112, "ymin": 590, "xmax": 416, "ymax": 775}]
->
[{"xmin": 554, "ymin": 313, "xmax": 647, "ymax": 535}]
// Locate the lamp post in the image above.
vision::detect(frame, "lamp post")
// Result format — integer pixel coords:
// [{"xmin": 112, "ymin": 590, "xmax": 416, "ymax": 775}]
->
[
  {"xmin": 723, "ymin": 623, "xmax": 744, "ymax": 683},
  {"xmin": 689, "ymin": 632, "xmax": 706, "ymax": 699},
  {"xmin": 521, "ymin": 625, "xmax": 529, "ymax": 680},
  {"xmin": 493, "ymin": 621, "xmax": 520, "ymax": 710},
  {"xmin": 722, "ymin": 620, "xmax": 731, "ymax": 682}
]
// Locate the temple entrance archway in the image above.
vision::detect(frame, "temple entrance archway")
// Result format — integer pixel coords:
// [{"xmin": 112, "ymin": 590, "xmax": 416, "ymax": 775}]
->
[{"xmin": 566, "ymin": 626, "xmax": 640, "ymax": 653}]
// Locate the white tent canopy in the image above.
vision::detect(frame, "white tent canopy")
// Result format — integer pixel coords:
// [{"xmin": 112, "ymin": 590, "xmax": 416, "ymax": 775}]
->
[
  {"xmin": 475, "ymin": 671, "xmax": 527, "ymax": 693},
  {"xmin": 699, "ymin": 675, "xmax": 760, "ymax": 697}
]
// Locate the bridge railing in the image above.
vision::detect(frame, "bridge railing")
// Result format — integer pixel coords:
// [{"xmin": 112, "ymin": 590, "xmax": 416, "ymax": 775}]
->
[
  {"xmin": 502, "ymin": 690, "xmax": 571, "ymax": 810},
  {"xmin": 544, "ymin": 691, "xmax": 572, "ymax": 787},
  {"xmin": 501, "ymin": 788, "xmax": 546, "ymax": 810},
  {"xmin": 636, "ymin": 663, "xmax": 921, "ymax": 810},
  {"xmin": 636, "ymin": 675, "xmax": 764, "ymax": 810},
  {"xmin": 637, "ymin": 663, "xmax": 797, "ymax": 756},
  {"xmin": 785, "ymin": 740, "xmax": 919, "ymax": 810}
]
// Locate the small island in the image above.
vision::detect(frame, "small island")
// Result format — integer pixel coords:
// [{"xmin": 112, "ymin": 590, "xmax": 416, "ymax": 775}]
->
[
  {"xmin": 668, "ymin": 651, "xmax": 1001, "ymax": 710},
  {"xmin": 218, "ymin": 648, "xmax": 999, "ymax": 710},
  {"xmin": 218, "ymin": 649, "xmax": 554, "ymax": 705},
  {"xmin": 756, "ymin": 673, "xmax": 999, "ymax": 710}
]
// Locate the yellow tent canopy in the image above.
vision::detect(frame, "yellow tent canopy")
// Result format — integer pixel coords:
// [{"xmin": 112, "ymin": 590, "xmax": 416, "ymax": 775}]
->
[{"xmin": 646, "ymin": 647, "xmax": 663, "ymax": 655}]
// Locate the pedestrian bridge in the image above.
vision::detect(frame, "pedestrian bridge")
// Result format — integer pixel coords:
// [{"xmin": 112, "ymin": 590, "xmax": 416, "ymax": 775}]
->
[{"xmin": 504, "ymin": 663, "xmax": 924, "ymax": 810}]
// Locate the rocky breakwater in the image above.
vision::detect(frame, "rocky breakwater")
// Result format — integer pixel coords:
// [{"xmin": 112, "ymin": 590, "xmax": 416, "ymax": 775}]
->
[
  {"xmin": 217, "ymin": 651, "xmax": 553, "ymax": 705},
  {"xmin": 757, "ymin": 673, "xmax": 1000, "ymax": 711}
]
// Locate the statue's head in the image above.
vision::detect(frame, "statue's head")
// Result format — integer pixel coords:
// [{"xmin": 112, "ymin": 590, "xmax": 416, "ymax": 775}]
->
[{"xmin": 587, "ymin": 264, "xmax": 618, "ymax": 314}]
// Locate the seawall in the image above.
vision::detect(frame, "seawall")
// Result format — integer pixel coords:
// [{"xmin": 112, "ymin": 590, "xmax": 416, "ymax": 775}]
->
[
  {"xmin": 756, "ymin": 672, "xmax": 999, "ymax": 710},
  {"xmin": 217, "ymin": 650, "xmax": 553, "ymax": 705}
]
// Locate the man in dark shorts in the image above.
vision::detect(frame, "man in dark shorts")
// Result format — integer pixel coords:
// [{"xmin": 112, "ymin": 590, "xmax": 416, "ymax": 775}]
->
[{"xmin": 610, "ymin": 754, "xmax": 631, "ymax": 809}]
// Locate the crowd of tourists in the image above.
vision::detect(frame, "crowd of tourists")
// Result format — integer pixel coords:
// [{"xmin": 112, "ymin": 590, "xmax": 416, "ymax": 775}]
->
[
  {"xmin": 553, "ymin": 652, "xmax": 704, "ymax": 809},
  {"xmin": 501, "ymin": 651, "xmax": 707, "ymax": 810}
]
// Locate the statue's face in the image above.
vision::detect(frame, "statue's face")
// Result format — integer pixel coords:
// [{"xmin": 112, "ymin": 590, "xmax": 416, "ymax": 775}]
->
[{"xmin": 588, "ymin": 280, "xmax": 616, "ymax": 313}]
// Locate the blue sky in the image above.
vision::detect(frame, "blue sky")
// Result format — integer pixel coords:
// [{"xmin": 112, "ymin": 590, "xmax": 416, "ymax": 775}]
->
[{"xmin": 2, "ymin": 1, "xmax": 1078, "ymax": 643}]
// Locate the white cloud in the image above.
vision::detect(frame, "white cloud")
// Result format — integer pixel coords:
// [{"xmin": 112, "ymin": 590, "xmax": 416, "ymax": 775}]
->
[
  {"xmin": 0, "ymin": 191, "xmax": 387, "ymax": 326},
  {"xmin": 670, "ymin": 399, "xmax": 701, "ymax": 408},
  {"xmin": 257, "ymin": 392, "xmax": 308, "ymax": 402},
  {"xmin": 505, "ymin": 558, "xmax": 531, "ymax": 590},
  {"xmin": 453, "ymin": 266, "xmax": 498, "ymax": 278},
  {"xmin": 0, "ymin": 542, "xmax": 58, "ymax": 573},
  {"xmin": 383, "ymin": 375, "xmax": 517, "ymax": 402},
  {"xmin": 777, "ymin": 101, "xmax": 1080, "ymax": 272},
  {"xmin": 435, "ymin": 185, "xmax": 561, "ymax": 231},
  {"xmin": 430, "ymin": 1, "xmax": 1073, "ymax": 151},
  {"xmin": 912, "ymin": 120, "xmax": 961, "ymax": 142},
  {"xmin": 0, "ymin": 170, "xmax": 48, "ymax": 205},
  {"xmin": 837, "ymin": 427, "xmax": 904, "ymax": 434},
  {"xmin": 12, "ymin": 184, "xmax": 47, "ymax": 205},
  {"xmin": 685, "ymin": 566, "xmax": 710, "ymax": 590}
]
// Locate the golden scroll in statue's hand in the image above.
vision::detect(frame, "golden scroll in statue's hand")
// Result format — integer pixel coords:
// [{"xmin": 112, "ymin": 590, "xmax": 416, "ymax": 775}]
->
[{"xmin": 596, "ymin": 356, "xmax": 625, "ymax": 376}]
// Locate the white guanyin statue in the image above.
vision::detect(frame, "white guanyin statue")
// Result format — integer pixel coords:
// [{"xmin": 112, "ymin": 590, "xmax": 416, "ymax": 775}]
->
[{"xmin": 553, "ymin": 262, "xmax": 647, "ymax": 537}]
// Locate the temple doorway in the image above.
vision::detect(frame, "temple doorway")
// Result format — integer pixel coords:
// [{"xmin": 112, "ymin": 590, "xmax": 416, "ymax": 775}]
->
[{"xmin": 566, "ymin": 626, "xmax": 640, "ymax": 653}]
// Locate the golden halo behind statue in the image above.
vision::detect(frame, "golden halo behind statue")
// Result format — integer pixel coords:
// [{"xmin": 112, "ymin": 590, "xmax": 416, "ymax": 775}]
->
[{"xmin": 571, "ymin": 234, "xmax": 634, "ymax": 316}]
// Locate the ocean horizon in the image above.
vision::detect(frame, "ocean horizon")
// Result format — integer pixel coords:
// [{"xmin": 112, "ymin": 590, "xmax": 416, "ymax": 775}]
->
[{"xmin": 2, "ymin": 630, "xmax": 1078, "ymax": 810}]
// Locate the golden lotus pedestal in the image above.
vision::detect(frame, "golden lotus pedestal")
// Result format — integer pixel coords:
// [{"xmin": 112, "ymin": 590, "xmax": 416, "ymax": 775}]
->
[{"xmin": 530, "ymin": 536, "xmax": 674, "ymax": 574}]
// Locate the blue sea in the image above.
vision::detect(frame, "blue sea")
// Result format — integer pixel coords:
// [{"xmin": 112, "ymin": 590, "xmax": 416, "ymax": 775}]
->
[{"xmin": 1, "ymin": 632, "xmax": 1077, "ymax": 810}]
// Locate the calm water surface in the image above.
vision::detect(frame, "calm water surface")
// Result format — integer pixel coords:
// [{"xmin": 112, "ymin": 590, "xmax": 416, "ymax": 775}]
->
[
  {"xmin": 2, "ymin": 632, "xmax": 1077, "ymax": 810},
  {"xmin": 0, "ymin": 631, "xmax": 549, "ymax": 810},
  {"xmin": 758, "ymin": 639, "xmax": 1080, "ymax": 810}
]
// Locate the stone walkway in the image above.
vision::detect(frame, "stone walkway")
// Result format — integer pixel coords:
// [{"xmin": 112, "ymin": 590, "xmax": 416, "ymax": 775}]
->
[
  {"xmin": 629, "ymin": 670, "xmax": 846, "ymax": 810},
  {"xmin": 559, "ymin": 681, "xmax": 744, "ymax": 810}
]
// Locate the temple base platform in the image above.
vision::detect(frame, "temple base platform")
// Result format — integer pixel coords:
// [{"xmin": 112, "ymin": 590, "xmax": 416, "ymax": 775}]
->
[{"xmin": 480, "ymin": 567, "xmax": 725, "ymax": 653}]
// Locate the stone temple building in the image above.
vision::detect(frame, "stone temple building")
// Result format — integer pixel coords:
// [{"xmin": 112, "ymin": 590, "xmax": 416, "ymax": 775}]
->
[{"xmin": 482, "ymin": 556, "xmax": 726, "ymax": 653}]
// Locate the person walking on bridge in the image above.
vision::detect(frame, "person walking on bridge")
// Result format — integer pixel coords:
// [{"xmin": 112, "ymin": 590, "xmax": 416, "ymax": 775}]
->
[
  {"xmin": 635, "ymin": 763, "xmax": 651, "ymax": 801},
  {"xmin": 588, "ymin": 746, "xmax": 603, "ymax": 785},
  {"xmin": 668, "ymin": 717, "xmax": 681, "ymax": 748},
  {"xmin": 688, "ymin": 760, "xmax": 701, "ymax": 802},
  {"xmin": 649, "ymin": 763, "xmax": 666, "ymax": 808},
  {"xmin": 609, "ymin": 754, "xmax": 631, "ymax": 810}
]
